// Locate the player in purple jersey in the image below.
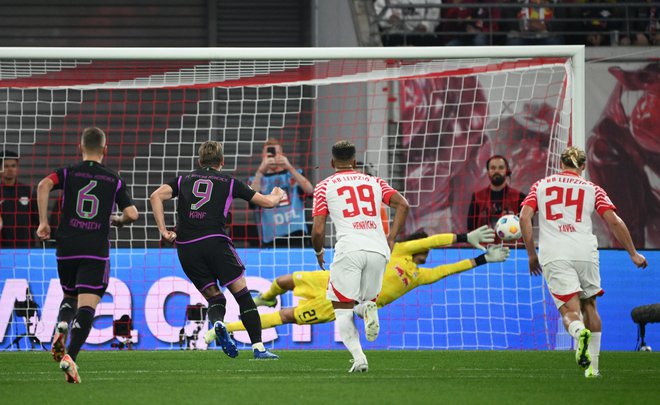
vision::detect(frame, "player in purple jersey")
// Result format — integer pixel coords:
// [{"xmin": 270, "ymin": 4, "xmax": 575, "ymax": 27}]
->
[
  {"xmin": 150, "ymin": 141, "xmax": 285, "ymax": 359},
  {"xmin": 36, "ymin": 127, "xmax": 139, "ymax": 383}
]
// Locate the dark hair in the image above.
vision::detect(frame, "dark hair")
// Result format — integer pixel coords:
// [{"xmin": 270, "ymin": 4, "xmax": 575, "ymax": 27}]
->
[
  {"xmin": 332, "ymin": 140, "xmax": 356, "ymax": 162},
  {"xmin": 486, "ymin": 155, "xmax": 511, "ymax": 176},
  {"xmin": 560, "ymin": 146, "xmax": 586, "ymax": 169},
  {"xmin": 81, "ymin": 127, "xmax": 106, "ymax": 154},
  {"xmin": 198, "ymin": 141, "xmax": 223, "ymax": 168},
  {"xmin": 404, "ymin": 230, "xmax": 429, "ymax": 242},
  {"xmin": 0, "ymin": 149, "xmax": 19, "ymax": 164}
]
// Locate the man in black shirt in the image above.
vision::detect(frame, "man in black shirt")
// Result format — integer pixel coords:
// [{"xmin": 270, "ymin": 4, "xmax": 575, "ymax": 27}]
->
[
  {"xmin": 467, "ymin": 155, "xmax": 526, "ymax": 236},
  {"xmin": 150, "ymin": 141, "xmax": 284, "ymax": 360},
  {"xmin": 0, "ymin": 150, "xmax": 38, "ymax": 248},
  {"xmin": 36, "ymin": 127, "xmax": 139, "ymax": 383}
]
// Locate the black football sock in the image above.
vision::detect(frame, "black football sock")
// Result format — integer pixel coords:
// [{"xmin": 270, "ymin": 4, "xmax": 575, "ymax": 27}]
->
[
  {"xmin": 233, "ymin": 287, "xmax": 262, "ymax": 345},
  {"xmin": 57, "ymin": 297, "xmax": 78, "ymax": 325},
  {"xmin": 206, "ymin": 293, "xmax": 227, "ymax": 326},
  {"xmin": 67, "ymin": 306, "xmax": 95, "ymax": 362}
]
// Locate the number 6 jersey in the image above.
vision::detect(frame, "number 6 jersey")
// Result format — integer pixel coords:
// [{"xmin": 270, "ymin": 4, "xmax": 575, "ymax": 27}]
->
[
  {"xmin": 49, "ymin": 161, "xmax": 133, "ymax": 259},
  {"xmin": 521, "ymin": 170, "xmax": 616, "ymax": 265},
  {"xmin": 313, "ymin": 170, "xmax": 396, "ymax": 259}
]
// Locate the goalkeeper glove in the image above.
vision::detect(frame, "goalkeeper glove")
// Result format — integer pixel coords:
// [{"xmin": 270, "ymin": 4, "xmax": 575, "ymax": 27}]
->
[
  {"xmin": 475, "ymin": 245, "xmax": 510, "ymax": 266},
  {"xmin": 457, "ymin": 225, "xmax": 495, "ymax": 251}
]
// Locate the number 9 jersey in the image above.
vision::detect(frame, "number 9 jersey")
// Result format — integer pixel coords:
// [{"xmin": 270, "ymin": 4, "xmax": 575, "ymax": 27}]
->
[
  {"xmin": 312, "ymin": 170, "xmax": 396, "ymax": 259},
  {"xmin": 520, "ymin": 170, "xmax": 616, "ymax": 265}
]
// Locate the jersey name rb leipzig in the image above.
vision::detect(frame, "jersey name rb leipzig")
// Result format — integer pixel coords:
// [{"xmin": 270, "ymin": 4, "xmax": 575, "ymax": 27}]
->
[
  {"xmin": 313, "ymin": 171, "xmax": 395, "ymax": 259},
  {"xmin": 521, "ymin": 171, "xmax": 616, "ymax": 265}
]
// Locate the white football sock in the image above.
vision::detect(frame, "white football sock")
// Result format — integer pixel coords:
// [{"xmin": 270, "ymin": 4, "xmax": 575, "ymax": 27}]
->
[
  {"xmin": 589, "ymin": 332, "xmax": 601, "ymax": 372},
  {"xmin": 353, "ymin": 302, "xmax": 365, "ymax": 318},
  {"xmin": 252, "ymin": 342, "xmax": 265, "ymax": 352},
  {"xmin": 568, "ymin": 320, "xmax": 586, "ymax": 340},
  {"xmin": 335, "ymin": 308, "xmax": 365, "ymax": 361}
]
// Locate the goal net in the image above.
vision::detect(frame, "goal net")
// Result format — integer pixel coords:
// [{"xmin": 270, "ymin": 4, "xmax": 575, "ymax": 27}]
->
[{"xmin": 0, "ymin": 47, "xmax": 582, "ymax": 352}]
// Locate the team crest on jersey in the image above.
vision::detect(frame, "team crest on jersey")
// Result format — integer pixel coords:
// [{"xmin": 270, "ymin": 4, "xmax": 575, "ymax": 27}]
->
[{"xmin": 19, "ymin": 196, "xmax": 29, "ymax": 206}]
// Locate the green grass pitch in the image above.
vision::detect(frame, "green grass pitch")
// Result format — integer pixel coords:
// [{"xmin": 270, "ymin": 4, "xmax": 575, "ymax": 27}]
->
[{"xmin": 1, "ymin": 350, "xmax": 658, "ymax": 404}]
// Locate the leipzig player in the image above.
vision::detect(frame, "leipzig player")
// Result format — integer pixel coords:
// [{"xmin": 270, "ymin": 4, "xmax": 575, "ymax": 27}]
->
[
  {"xmin": 520, "ymin": 146, "xmax": 647, "ymax": 378},
  {"xmin": 311, "ymin": 140, "xmax": 409, "ymax": 372}
]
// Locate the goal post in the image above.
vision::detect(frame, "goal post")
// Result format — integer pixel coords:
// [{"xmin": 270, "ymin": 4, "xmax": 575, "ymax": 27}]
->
[{"xmin": 0, "ymin": 45, "xmax": 584, "ymax": 351}]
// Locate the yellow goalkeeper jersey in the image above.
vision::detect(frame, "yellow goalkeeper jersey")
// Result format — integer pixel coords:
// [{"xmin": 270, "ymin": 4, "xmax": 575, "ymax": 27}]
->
[{"xmin": 376, "ymin": 233, "xmax": 474, "ymax": 307}]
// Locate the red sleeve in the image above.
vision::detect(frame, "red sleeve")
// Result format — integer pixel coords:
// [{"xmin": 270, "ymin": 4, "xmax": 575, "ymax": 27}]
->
[
  {"xmin": 377, "ymin": 177, "xmax": 396, "ymax": 205},
  {"xmin": 520, "ymin": 181, "xmax": 539, "ymax": 212},
  {"xmin": 594, "ymin": 185, "xmax": 616, "ymax": 216},
  {"xmin": 47, "ymin": 172, "xmax": 59, "ymax": 186},
  {"xmin": 312, "ymin": 180, "xmax": 329, "ymax": 217}
]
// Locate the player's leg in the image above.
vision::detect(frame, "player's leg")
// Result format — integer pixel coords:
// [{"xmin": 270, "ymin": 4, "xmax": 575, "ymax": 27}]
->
[
  {"xmin": 328, "ymin": 252, "xmax": 367, "ymax": 372},
  {"xmin": 581, "ymin": 297, "xmax": 602, "ymax": 377},
  {"xmin": 226, "ymin": 277, "xmax": 278, "ymax": 359},
  {"xmin": 52, "ymin": 260, "xmax": 78, "ymax": 362},
  {"xmin": 255, "ymin": 274, "xmax": 294, "ymax": 307},
  {"xmin": 59, "ymin": 259, "xmax": 107, "ymax": 383},
  {"xmin": 544, "ymin": 260, "xmax": 591, "ymax": 370},
  {"xmin": 226, "ymin": 308, "xmax": 295, "ymax": 332},
  {"xmin": 578, "ymin": 261, "xmax": 603, "ymax": 378},
  {"xmin": 359, "ymin": 253, "xmax": 387, "ymax": 342}
]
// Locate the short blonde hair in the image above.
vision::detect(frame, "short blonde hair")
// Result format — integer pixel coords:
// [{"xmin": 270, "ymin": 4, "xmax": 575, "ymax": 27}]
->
[
  {"xmin": 198, "ymin": 141, "xmax": 223, "ymax": 168},
  {"xmin": 560, "ymin": 146, "xmax": 586, "ymax": 169}
]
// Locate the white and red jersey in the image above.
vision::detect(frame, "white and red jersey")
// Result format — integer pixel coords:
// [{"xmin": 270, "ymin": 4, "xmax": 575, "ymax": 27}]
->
[
  {"xmin": 313, "ymin": 170, "xmax": 396, "ymax": 259},
  {"xmin": 521, "ymin": 171, "xmax": 616, "ymax": 265}
]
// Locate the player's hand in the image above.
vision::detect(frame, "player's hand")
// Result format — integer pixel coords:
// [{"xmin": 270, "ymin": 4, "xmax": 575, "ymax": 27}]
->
[
  {"xmin": 110, "ymin": 215, "xmax": 124, "ymax": 228},
  {"xmin": 161, "ymin": 230, "xmax": 177, "ymax": 243},
  {"xmin": 36, "ymin": 223, "xmax": 51, "ymax": 241},
  {"xmin": 387, "ymin": 235, "xmax": 396, "ymax": 252},
  {"xmin": 485, "ymin": 245, "xmax": 510, "ymax": 263},
  {"xmin": 467, "ymin": 225, "xmax": 494, "ymax": 251},
  {"xmin": 631, "ymin": 253, "xmax": 648, "ymax": 269},
  {"xmin": 316, "ymin": 251, "xmax": 326, "ymax": 270},
  {"xmin": 528, "ymin": 254, "xmax": 542, "ymax": 276}
]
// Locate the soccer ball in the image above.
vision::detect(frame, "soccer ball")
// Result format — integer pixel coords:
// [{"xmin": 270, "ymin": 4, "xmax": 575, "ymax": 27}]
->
[
  {"xmin": 640, "ymin": 345, "xmax": 653, "ymax": 352},
  {"xmin": 495, "ymin": 214, "xmax": 522, "ymax": 241}
]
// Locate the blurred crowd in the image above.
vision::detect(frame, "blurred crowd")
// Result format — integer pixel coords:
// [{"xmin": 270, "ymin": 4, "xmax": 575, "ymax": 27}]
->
[{"xmin": 374, "ymin": 0, "xmax": 659, "ymax": 47}]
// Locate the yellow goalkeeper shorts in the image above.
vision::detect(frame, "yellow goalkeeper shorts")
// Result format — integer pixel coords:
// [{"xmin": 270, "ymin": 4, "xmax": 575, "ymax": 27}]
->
[
  {"xmin": 293, "ymin": 296, "xmax": 336, "ymax": 325},
  {"xmin": 292, "ymin": 270, "xmax": 330, "ymax": 300}
]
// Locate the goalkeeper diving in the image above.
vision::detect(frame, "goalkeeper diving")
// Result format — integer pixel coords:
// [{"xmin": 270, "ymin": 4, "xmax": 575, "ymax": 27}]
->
[{"xmin": 208, "ymin": 225, "xmax": 509, "ymax": 336}]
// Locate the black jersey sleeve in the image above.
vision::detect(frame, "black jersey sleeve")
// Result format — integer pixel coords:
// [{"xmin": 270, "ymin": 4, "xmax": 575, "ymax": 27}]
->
[
  {"xmin": 115, "ymin": 178, "xmax": 134, "ymax": 210},
  {"xmin": 166, "ymin": 176, "xmax": 180, "ymax": 198},
  {"xmin": 232, "ymin": 178, "xmax": 257, "ymax": 202}
]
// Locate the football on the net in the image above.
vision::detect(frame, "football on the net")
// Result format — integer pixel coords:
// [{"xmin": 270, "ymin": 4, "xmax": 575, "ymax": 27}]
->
[{"xmin": 495, "ymin": 214, "xmax": 522, "ymax": 241}]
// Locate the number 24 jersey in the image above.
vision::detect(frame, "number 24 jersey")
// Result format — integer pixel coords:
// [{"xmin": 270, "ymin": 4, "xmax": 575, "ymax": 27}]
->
[{"xmin": 521, "ymin": 170, "xmax": 616, "ymax": 265}]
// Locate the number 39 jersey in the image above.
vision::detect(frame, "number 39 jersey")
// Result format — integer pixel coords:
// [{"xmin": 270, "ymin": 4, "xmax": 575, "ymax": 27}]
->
[
  {"xmin": 313, "ymin": 170, "xmax": 396, "ymax": 259},
  {"xmin": 521, "ymin": 171, "xmax": 616, "ymax": 265}
]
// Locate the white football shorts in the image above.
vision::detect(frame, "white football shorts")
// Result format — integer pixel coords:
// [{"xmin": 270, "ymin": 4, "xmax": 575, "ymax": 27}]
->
[
  {"xmin": 326, "ymin": 250, "xmax": 387, "ymax": 303},
  {"xmin": 543, "ymin": 259, "xmax": 602, "ymax": 309}
]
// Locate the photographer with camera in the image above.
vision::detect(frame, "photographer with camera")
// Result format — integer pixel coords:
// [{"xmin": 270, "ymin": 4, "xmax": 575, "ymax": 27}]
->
[{"xmin": 250, "ymin": 139, "xmax": 314, "ymax": 247}]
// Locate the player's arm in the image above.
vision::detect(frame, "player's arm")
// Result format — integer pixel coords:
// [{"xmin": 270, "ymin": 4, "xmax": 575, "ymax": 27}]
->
[
  {"xmin": 311, "ymin": 215, "xmax": 327, "ymax": 269},
  {"xmin": 417, "ymin": 245, "xmax": 509, "ymax": 285},
  {"xmin": 111, "ymin": 205, "xmax": 138, "ymax": 228},
  {"xmin": 250, "ymin": 187, "xmax": 285, "ymax": 208},
  {"xmin": 149, "ymin": 184, "xmax": 176, "ymax": 242},
  {"xmin": 602, "ymin": 209, "xmax": 647, "ymax": 268},
  {"xmin": 519, "ymin": 204, "xmax": 541, "ymax": 275},
  {"xmin": 36, "ymin": 175, "xmax": 55, "ymax": 241},
  {"xmin": 386, "ymin": 191, "xmax": 409, "ymax": 251}
]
